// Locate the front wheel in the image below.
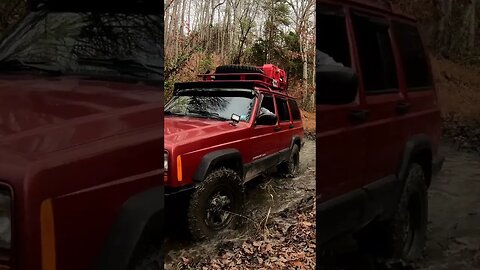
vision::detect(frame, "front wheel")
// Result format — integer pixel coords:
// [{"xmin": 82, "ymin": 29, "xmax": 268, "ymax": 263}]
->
[{"xmin": 187, "ymin": 168, "xmax": 244, "ymax": 240}]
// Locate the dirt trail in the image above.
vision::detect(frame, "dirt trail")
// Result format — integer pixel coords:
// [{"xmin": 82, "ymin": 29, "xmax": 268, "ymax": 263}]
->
[
  {"xmin": 419, "ymin": 144, "xmax": 480, "ymax": 270},
  {"xmin": 320, "ymin": 144, "xmax": 480, "ymax": 270},
  {"xmin": 164, "ymin": 139, "xmax": 316, "ymax": 269}
]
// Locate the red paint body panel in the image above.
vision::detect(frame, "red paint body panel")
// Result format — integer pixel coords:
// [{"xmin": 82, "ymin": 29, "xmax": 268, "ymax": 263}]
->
[
  {"xmin": 0, "ymin": 74, "xmax": 163, "ymax": 269},
  {"xmin": 165, "ymin": 117, "xmax": 253, "ymax": 188}
]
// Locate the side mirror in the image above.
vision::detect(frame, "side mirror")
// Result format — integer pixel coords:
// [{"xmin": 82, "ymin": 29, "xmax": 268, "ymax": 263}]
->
[
  {"xmin": 316, "ymin": 65, "xmax": 358, "ymax": 105},
  {"xmin": 256, "ymin": 112, "xmax": 278, "ymax": 126}
]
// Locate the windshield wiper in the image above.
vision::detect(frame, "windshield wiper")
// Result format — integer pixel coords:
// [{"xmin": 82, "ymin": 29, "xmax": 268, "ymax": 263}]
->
[
  {"xmin": 0, "ymin": 59, "xmax": 62, "ymax": 75},
  {"xmin": 164, "ymin": 110, "xmax": 185, "ymax": 116},
  {"xmin": 188, "ymin": 110, "xmax": 229, "ymax": 121},
  {"xmin": 78, "ymin": 57, "xmax": 162, "ymax": 77}
]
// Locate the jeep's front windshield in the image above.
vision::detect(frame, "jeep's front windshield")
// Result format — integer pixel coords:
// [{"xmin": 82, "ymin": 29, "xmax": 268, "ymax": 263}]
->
[
  {"xmin": 0, "ymin": 11, "xmax": 162, "ymax": 82},
  {"xmin": 165, "ymin": 89, "xmax": 256, "ymax": 122}
]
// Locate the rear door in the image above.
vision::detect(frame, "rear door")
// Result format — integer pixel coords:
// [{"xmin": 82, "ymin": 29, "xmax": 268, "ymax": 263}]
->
[
  {"xmin": 274, "ymin": 95, "xmax": 293, "ymax": 152},
  {"xmin": 350, "ymin": 12, "xmax": 407, "ymax": 186},
  {"xmin": 392, "ymin": 20, "xmax": 442, "ymax": 159},
  {"xmin": 288, "ymin": 98, "xmax": 304, "ymax": 141}
]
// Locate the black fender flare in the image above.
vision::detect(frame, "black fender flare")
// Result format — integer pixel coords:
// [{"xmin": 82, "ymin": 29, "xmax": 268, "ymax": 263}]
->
[
  {"xmin": 192, "ymin": 149, "xmax": 243, "ymax": 182},
  {"xmin": 290, "ymin": 136, "xmax": 302, "ymax": 151},
  {"xmin": 397, "ymin": 134, "xmax": 433, "ymax": 186},
  {"xmin": 95, "ymin": 185, "xmax": 164, "ymax": 270}
]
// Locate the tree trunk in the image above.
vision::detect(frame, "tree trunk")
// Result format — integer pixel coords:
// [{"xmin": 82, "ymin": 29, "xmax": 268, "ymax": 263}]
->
[{"xmin": 469, "ymin": 0, "xmax": 477, "ymax": 49}]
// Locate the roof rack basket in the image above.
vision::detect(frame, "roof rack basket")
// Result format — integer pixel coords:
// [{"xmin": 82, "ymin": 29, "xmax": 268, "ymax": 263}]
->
[{"xmin": 198, "ymin": 64, "xmax": 288, "ymax": 92}]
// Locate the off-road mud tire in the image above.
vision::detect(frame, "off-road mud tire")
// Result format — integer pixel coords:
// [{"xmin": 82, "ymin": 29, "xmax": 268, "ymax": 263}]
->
[
  {"xmin": 187, "ymin": 167, "xmax": 244, "ymax": 240},
  {"xmin": 215, "ymin": 65, "xmax": 264, "ymax": 74},
  {"xmin": 358, "ymin": 163, "xmax": 428, "ymax": 261},
  {"xmin": 278, "ymin": 144, "xmax": 300, "ymax": 177}
]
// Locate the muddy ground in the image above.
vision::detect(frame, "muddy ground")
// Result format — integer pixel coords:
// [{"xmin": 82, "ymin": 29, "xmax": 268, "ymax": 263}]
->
[
  {"xmin": 164, "ymin": 139, "xmax": 316, "ymax": 269},
  {"xmin": 320, "ymin": 142, "xmax": 480, "ymax": 270}
]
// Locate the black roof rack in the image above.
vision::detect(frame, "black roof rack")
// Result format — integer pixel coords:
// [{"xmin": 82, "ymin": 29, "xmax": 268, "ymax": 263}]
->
[
  {"xmin": 174, "ymin": 81, "xmax": 293, "ymax": 97},
  {"xmin": 175, "ymin": 81, "xmax": 256, "ymax": 91},
  {"xmin": 197, "ymin": 73, "xmax": 286, "ymax": 92}
]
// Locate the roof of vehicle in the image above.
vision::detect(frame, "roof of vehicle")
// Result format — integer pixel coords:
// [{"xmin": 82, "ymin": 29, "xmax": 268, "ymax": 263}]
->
[{"xmin": 319, "ymin": 0, "xmax": 416, "ymax": 21}]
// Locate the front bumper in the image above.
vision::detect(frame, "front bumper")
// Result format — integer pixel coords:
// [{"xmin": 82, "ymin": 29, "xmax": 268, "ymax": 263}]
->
[
  {"xmin": 164, "ymin": 185, "xmax": 195, "ymax": 197},
  {"xmin": 164, "ymin": 185, "xmax": 195, "ymax": 225}
]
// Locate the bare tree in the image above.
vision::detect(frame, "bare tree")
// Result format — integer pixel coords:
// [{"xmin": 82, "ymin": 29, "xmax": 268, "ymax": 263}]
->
[{"xmin": 287, "ymin": 0, "xmax": 315, "ymax": 104}]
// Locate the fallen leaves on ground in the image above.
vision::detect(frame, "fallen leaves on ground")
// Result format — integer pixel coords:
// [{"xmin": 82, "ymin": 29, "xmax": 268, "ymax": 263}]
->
[{"xmin": 174, "ymin": 204, "xmax": 316, "ymax": 270}]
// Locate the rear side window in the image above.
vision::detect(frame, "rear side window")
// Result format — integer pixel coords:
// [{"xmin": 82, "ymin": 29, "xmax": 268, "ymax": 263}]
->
[
  {"xmin": 317, "ymin": 5, "xmax": 351, "ymax": 67},
  {"xmin": 353, "ymin": 14, "xmax": 398, "ymax": 93},
  {"xmin": 393, "ymin": 22, "xmax": 432, "ymax": 89},
  {"xmin": 275, "ymin": 97, "xmax": 290, "ymax": 122},
  {"xmin": 288, "ymin": 99, "xmax": 301, "ymax": 120},
  {"xmin": 260, "ymin": 95, "xmax": 275, "ymax": 115}
]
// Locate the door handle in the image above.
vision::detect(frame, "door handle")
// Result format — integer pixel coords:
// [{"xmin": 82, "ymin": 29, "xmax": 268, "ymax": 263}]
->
[
  {"xmin": 349, "ymin": 109, "xmax": 369, "ymax": 123},
  {"xmin": 395, "ymin": 102, "xmax": 411, "ymax": 114},
  {"xmin": 274, "ymin": 127, "xmax": 281, "ymax": 132},
  {"xmin": 289, "ymin": 124, "xmax": 294, "ymax": 129}
]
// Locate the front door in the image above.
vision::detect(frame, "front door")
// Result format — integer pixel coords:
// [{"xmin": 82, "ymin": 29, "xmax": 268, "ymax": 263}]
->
[
  {"xmin": 317, "ymin": 3, "xmax": 367, "ymax": 203},
  {"xmin": 247, "ymin": 94, "xmax": 280, "ymax": 180},
  {"xmin": 316, "ymin": 2, "xmax": 369, "ymax": 244}
]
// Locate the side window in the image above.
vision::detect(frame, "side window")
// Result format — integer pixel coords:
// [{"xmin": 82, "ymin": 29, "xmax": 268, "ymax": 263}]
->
[
  {"xmin": 260, "ymin": 95, "xmax": 275, "ymax": 115},
  {"xmin": 275, "ymin": 97, "xmax": 290, "ymax": 122},
  {"xmin": 317, "ymin": 5, "xmax": 351, "ymax": 67},
  {"xmin": 353, "ymin": 14, "xmax": 398, "ymax": 93},
  {"xmin": 288, "ymin": 99, "xmax": 301, "ymax": 121},
  {"xmin": 393, "ymin": 22, "xmax": 432, "ymax": 89}
]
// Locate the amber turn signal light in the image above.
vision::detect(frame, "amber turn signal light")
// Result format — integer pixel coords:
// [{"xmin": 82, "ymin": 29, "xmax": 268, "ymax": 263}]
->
[{"xmin": 176, "ymin": 155, "xmax": 183, "ymax": 182}]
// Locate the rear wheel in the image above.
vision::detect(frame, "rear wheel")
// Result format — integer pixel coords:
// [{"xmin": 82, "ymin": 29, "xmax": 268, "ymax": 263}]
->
[
  {"xmin": 278, "ymin": 144, "xmax": 300, "ymax": 177},
  {"xmin": 187, "ymin": 168, "xmax": 244, "ymax": 240},
  {"xmin": 358, "ymin": 163, "xmax": 428, "ymax": 261}
]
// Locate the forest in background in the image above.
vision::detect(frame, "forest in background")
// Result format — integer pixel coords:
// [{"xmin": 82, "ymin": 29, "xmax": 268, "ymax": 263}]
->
[
  {"xmin": 386, "ymin": 0, "xmax": 480, "ymax": 63},
  {"xmin": 164, "ymin": 0, "xmax": 316, "ymax": 112},
  {"xmin": 386, "ymin": 0, "xmax": 480, "ymax": 151}
]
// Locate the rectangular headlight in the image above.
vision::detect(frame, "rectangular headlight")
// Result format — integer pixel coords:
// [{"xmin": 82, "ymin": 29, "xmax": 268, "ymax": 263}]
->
[
  {"xmin": 164, "ymin": 151, "xmax": 168, "ymax": 172},
  {"xmin": 0, "ymin": 190, "xmax": 11, "ymax": 249}
]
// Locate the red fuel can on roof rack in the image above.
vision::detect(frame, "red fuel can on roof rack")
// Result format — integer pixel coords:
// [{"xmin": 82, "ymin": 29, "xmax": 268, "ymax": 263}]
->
[{"xmin": 259, "ymin": 64, "xmax": 287, "ymax": 90}]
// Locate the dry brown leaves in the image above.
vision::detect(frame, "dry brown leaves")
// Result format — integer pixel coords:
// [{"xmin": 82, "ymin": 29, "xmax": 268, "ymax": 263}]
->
[{"xmin": 176, "ymin": 207, "xmax": 316, "ymax": 270}]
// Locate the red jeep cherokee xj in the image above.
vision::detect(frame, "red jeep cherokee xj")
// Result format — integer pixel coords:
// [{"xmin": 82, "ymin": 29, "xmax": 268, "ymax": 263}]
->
[
  {"xmin": 317, "ymin": 0, "xmax": 444, "ymax": 263},
  {"xmin": 0, "ymin": 1, "xmax": 163, "ymax": 270},
  {"xmin": 164, "ymin": 65, "xmax": 304, "ymax": 239}
]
